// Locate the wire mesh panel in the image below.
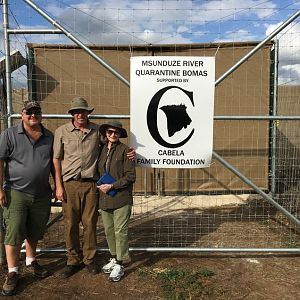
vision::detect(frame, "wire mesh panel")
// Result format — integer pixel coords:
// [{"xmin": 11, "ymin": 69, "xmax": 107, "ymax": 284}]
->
[{"xmin": 1, "ymin": 1, "xmax": 300, "ymax": 251}]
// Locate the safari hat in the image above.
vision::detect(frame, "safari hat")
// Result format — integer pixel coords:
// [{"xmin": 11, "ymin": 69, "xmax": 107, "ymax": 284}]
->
[
  {"xmin": 68, "ymin": 97, "xmax": 94, "ymax": 113},
  {"xmin": 99, "ymin": 121, "xmax": 128, "ymax": 138}
]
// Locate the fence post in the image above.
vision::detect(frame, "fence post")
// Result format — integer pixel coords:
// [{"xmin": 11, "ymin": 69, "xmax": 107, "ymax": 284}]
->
[{"xmin": 0, "ymin": 0, "xmax": 12, "ymax": 266}]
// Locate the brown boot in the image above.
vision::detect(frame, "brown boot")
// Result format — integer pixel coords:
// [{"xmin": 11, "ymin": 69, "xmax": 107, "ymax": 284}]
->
[{"xmin": 2, "ymin": 272, "xmax": 19, "ymax": 296}]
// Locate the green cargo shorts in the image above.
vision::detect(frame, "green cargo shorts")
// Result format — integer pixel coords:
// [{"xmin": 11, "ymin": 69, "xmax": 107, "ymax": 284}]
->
[{"xmin": 3, "ymin": 188, "xmax": 51, "ymax": 246}]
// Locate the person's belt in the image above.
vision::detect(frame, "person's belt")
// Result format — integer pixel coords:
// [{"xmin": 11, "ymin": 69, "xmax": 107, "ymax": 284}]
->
[{"xmin": 70, "ymin": 177, "xmax": 95, "ymax": 182}]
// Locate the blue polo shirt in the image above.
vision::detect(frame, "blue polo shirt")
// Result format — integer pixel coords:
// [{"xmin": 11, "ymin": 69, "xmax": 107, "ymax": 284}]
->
[{"xmin": 0, "ymin": 122, "xmax": 53, "ymax": 197}]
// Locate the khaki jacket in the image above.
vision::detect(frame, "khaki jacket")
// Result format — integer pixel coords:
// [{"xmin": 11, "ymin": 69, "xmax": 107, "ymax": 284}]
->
[{"xmin": 98, "ymin": 141, "xmax": 136, "ymax": 210}]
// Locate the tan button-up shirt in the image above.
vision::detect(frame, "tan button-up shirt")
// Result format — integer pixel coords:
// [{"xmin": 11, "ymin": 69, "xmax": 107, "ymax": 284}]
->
[{"xmin": 53, "ymin": 121, "xmax": 102, "ymax": 182}]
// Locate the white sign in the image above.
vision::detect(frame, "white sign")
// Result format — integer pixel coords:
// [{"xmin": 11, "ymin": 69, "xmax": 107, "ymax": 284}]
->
[{"xmin": 130, "ymin": 56, "xmax": 215, "ymax": 168}]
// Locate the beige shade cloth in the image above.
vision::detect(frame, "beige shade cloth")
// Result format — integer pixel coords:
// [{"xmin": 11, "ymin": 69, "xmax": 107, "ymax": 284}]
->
[{"xmin": 27, "ymin": 42, "xmax": 272, "ymax": 193}]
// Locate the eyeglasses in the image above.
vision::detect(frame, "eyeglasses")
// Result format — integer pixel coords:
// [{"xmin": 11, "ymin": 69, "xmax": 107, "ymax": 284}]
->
[
  {"xmin": 25, "ymin": 109, "xmax": 42, "ymax": 116},
  {"xmin": 106, "ymin": 129, "xmax": 120, "ymax": 136},
  {"xmin": 71, "ymin": 109, "xmax": 87, "ymax": 115}
]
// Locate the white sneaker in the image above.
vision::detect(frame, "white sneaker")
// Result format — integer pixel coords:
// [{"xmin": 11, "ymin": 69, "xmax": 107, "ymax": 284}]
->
[
  {"xmin": 109, "ymin": 264, "xmax": 124, "ymax": 282},
  {"xmin": 102, "ymin": 258, "xmax": 117, "ymax": 274}
]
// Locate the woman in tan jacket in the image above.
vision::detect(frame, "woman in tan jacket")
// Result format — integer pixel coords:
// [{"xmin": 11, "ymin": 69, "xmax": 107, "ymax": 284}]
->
[{"xmin": 97, "ymin": 121, "xmax": 136, "ymax": 282}]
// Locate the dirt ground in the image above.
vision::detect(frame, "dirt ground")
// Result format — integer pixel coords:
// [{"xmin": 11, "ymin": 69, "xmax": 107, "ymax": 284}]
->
[
  {"xmin": 0, "ymin": 251, "xmax": 299, "ymax": 300},
  {"xmin": 1, "ymin": 196, "xmax": 299, "ymax": 299}
]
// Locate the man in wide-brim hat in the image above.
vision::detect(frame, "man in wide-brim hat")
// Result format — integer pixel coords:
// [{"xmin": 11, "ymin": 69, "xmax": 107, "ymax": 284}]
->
[{"xmin": 53, "ymin": 96, "xmax": 101, "ymax": 278}]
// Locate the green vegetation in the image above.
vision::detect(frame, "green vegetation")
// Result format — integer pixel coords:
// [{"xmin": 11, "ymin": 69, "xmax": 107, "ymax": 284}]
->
[{"xmin": 138, "ymin": 267, "xmax": 222, "ymax": 300}]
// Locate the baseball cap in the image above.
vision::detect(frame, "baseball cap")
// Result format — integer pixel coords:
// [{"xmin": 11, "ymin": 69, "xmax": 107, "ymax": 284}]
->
[{"xmin": 23, "ymin": 101, "xmax": 41, "ymax": 111}]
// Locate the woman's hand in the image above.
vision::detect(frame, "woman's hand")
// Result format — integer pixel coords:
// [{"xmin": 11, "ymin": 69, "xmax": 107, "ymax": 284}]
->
[{"xmin": 98, "ymin": 183, "xmax": 113, "ymax": 194}]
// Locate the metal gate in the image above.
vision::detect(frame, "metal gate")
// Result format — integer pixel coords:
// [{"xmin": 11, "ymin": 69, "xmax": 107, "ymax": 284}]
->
[{"xmin": 1, "ymin": 0, "xmax": 299, "ymax": 255}]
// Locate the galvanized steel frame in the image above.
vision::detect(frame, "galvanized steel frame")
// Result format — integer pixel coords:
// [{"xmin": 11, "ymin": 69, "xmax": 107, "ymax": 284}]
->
[{"xmin": 1, "ymin": 0, "xmax": 300, "ymax": 254}]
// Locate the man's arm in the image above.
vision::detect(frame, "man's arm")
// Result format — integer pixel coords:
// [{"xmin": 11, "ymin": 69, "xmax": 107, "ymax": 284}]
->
[
  {"xmin": 53, "ymin": 158, "xmax": 67, "ymax": 202},
  {"xmin": 127, "ymin": 147, "xmax": 136, "ymax": 161},
  {"xmin": 0, "ymin": 160, "xmax": 6, "ymax": 208}
]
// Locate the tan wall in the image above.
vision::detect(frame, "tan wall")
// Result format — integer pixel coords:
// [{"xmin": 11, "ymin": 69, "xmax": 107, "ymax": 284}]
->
[{"xmin": 27, "ymin": 42, "xmax": 272, "ymax": 193}]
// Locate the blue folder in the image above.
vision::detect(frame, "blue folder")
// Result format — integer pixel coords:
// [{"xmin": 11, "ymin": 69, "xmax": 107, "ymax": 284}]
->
[{"xmin": 97, "ymin": 172, "xmax": 117, "ymax": 197}]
